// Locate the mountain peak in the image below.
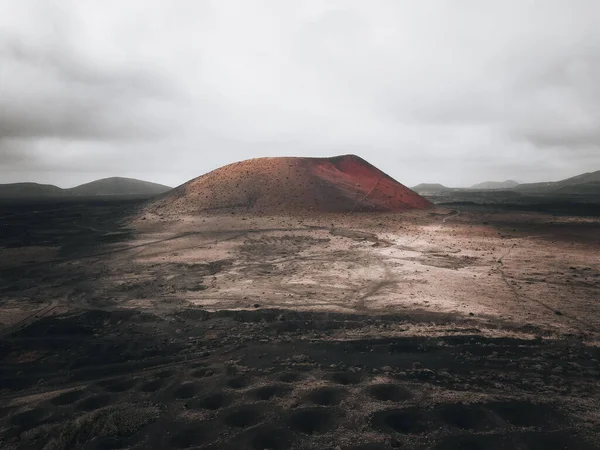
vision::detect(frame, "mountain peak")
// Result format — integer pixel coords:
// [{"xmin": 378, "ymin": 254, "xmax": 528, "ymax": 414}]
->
[{"xmin": 144, "ymin": 155, "xmax": 431, "ymax": 216}]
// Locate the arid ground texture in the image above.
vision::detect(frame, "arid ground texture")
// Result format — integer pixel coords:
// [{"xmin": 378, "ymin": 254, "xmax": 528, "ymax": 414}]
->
[{"xmin": 1, "ymin": 156, "xmax": 599, "ymax": 449}]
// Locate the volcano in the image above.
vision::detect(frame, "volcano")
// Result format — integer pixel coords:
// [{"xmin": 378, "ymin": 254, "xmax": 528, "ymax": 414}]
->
[{"xmin": 146, "ymin": 155, "xmax": 431, "ymax": 215}]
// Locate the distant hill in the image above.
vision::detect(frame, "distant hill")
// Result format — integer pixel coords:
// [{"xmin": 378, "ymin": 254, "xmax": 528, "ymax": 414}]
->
[
  {"xmin": 0, "ymin": 182, "xmax": 64, "ymax": 198},
  {"xmin": 412, "ymin": 183, "xmax": 451, "ymax": 194},
  {"xmin": 143, "ymin": 155, "xmax": 432, "ymax": 216},
  {"xmin": 66, "ymin": 177, "xmax": 171, "ymax": 196},
  {"xmin": 415, "ymin": 170, "xmax": 600, "ymax": 195},
  {"xmin": 470, "ymin": 180, "xmax": 519, "ymax": 190},
  {"xmin": 0, "ymin": 177, "xmax": 171, "ymax": 199},
  {"xmin": 516, "ymin": 170, "xmax": 600, "ymax": 194}
]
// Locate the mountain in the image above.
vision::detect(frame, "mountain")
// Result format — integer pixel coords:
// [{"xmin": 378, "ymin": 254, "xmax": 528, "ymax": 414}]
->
[
  {"xmin": 0, "ymin": 178, "xmax": 171, "ymax": 199},
  {"xmin": 144, "ymin": 154, "xmax": 432, "ymax": 216},
  {"xmin": 470, "ymin": 180, "xmax": 519, "ymax": 190},
  {"xmin": 516, "ymin": 170, "xmax": 600, "ymax": 194},
  {"xmin": 0, "ymin": 182, "xmax": 64, "ymax": 198},
  {"xmin": 66, "ymin": 177, "xmax": 171, "ymax": 196},
  {"xmin": 412, "ymin": 183, "xmax": 452, "ymax": 194}
]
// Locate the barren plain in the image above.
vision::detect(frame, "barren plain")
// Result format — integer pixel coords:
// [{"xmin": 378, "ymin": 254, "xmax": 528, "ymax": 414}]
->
[{"xmin": 1, "ymin": 197, "xmax": 599, "ymax": 449}]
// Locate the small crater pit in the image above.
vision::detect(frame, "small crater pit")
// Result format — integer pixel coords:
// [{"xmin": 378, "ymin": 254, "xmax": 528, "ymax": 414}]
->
[
  {"xmin": 289, "ymin": 407, "xmax": 337, "ymax": 434},
  {"xmin": 370, "ymin": 407, "xmax": 429, "ymax": 434},
  {"xmin": 344, "ymin": 445, "xmax": 388, "ymax": 450},
  {"xmin": 520, "ymin": 431, "xmax": 593, "ymax": 450},
  {"xmin": 191, "ymin": 367, "xmax": 216, "ymax": 378},
  {"xmin": 250, "ymin": 427, "xmax": 293, "ymax": 450},
  {"xmin": 139, "ymin": 379, "xmax": 166, "ymax": 392},
  {"xmin": 437, "ymin": 403, "xmax": 497, "ymax": 430},
  {"xmin": 278, "ymin": 372, "xmax": 305, "ymax": 383},
  {"xmin": 252, "ymin": 384, "xmax": 292, "ymax": 401},
  {"xmin": 326, "ymin": 372, "xmax": 363, "ymax": 385},
  {"xmin": 0, "ymin": 407, "xmax": 12, "ymax": 419},
  {"xmin": 194, "ymin": 392, "xmax": 230, "ymax": 410},
  {"xmin": 51, "ymin": 390, "xmax": 84, "ymax": 406},
  {"xmin": 434, "ymin": 434, "xmax": 510, "ymax": 450},
  {"xmin": 89, "ymin": 436, "xmax": 127, "ymax": 449},
  {"xmin": 223, "ymin": 405, "xmax": 264, "ymax": 428},
  {"xmin": 77, "ymin": 394, "xmax": 111, "ymax": 412},
  {"xmin": 9, "ymin": 408, "xmax": 48, "ymax": 428},
  {"xmin": 105, "ymin": 378, "xmax": 137, "ymax": 393},
  {"xmin": 170, "ymin": 424, "xmax": 208, "ymax": 449},
  {"xmin": 366, "ymin": 384, "xmax": 412, "ymax": 402},
  {"xmin": 488, "ymin": 401, "xmax": 562, "ymax": 427},
  {"xmin": 227, "ymin": 375, "xmax": 251, "ymax": 389},
  {"xmin": 174, "ymin": 383, "xmax": 199, "ymax": 399},
  {"xmin": 305, "ymin": 386, "xmax": 345, "ymax": 406},
  {"xmin": 155, "ymin": 369, "xmax": 176, "ymax": 378}
]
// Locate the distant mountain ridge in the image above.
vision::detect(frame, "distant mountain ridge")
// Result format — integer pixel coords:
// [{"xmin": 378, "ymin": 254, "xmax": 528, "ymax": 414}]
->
[
  {"xmin": 470, "ymin": 180, "xmax": 519, "ymax": 190},
  {"xmin": 3, "ymin": 169, "xmax": 599, "ymax": 200},
  {"xmin": 411, "ymin": 183, "xmax": 452, "ymax": 194},
  {"xmin": 0, "ymin": 182, "xmax": 64, "ymax": 198},
  {"xmin": 0, "ymin": 177, "xmax": 171, "ymax": 198},
  {"xmin": 516, "ymin": 170, "xmax": 600, "ymax": 194},
  {"xmin": 413, "ymin": 170, "xmax": 600, "ymax": 195},
  {"xmin": 66, "ymin": 177, "xmax": 171, "ymax": 196}
]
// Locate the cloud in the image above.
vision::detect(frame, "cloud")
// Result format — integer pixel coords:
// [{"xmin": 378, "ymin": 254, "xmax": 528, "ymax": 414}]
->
[
  {"xmin": 508, "ymin": 48, "xmax": 600, "ymax": 150},
  {"xmin": 0, "ymin": 141, "xmax": 36, "ymax": 165},
  {"xmin": 0, "ymin": 36, "xmax": 177, "ymax": 142},
  {"xmin": 0, "ymin": 0, "xmax": 599, "ymax": 187}
]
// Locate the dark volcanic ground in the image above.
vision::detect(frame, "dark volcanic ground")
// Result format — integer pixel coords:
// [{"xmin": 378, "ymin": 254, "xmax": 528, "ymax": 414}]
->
[
  {"xmin": 2, "ymin": 308, "xmax": 600, "ymax": 450},
  {"xmin": 2, "ymin": 307, "xmax": 600, "ymax": 450},
  {"xmin": 1, "ymin": 196, "xmax": 599, "ymax": 449}
]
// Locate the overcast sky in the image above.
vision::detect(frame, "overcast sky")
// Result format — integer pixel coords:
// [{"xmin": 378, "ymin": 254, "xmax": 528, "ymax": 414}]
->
[{"xmin": 1, "ymin": 1, "xmax": 599, "ymax": 188}]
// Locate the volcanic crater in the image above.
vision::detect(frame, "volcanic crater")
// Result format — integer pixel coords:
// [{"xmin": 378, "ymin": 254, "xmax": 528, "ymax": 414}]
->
[{"xmin": 145, "ymin": 154, "xmax": 431, "ymax": 215}]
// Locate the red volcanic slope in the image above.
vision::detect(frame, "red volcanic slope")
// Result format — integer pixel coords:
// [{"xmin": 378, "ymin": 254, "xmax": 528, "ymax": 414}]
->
[{"xmin": 147, "ymin": 155, "xmax": 431, "ymax": 215}]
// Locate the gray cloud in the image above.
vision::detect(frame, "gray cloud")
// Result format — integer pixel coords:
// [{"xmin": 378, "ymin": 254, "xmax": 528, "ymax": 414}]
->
[
  {"xmin": 0, "ymin": 142, "xmax": 35, "ymax": 165},
  {"xmin": 509, "ymin": 48, "xmax": 600, "ymax": 149},
  {"xmin": 518, "ymin": 129, "xmax": 600, "ymax": 148},
  {"xmin": 0, "ymin": 35, "xmax": 176, "ymax": 142},
  {"xmin": 1, "ymin": 0, "xmax": 600, "ymax": 187}
]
